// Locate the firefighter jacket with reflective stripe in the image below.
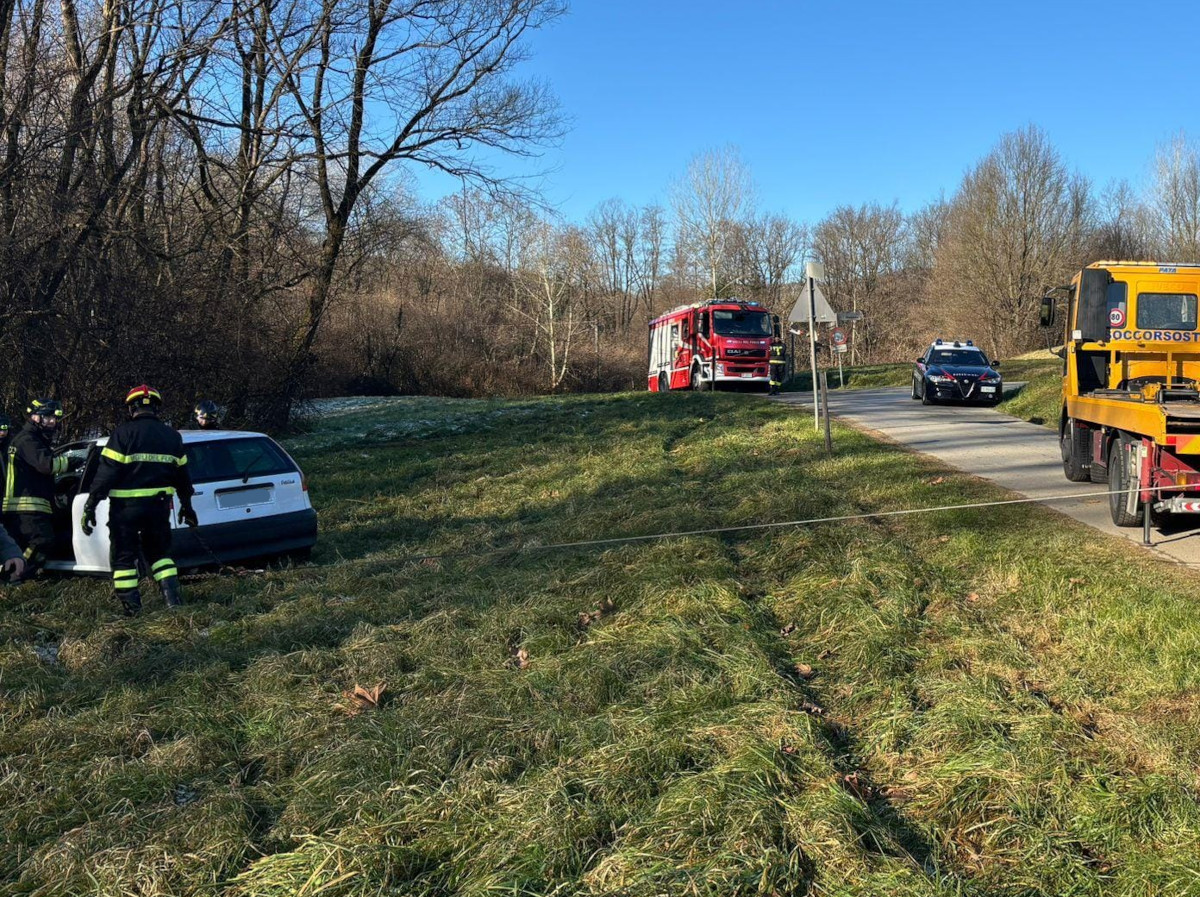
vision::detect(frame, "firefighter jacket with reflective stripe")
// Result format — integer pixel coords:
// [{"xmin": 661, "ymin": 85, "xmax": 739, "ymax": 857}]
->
[
  {"xmin": 3, "ymin": 422, "xmax": 66, "ymax": 514},
  {"xmin": 769, "ymin": 343, "xmax": 786, "ymax": 364},
  {"xmin": 88, "ymin": 415, "xmax": 194, "ymax": 506}
]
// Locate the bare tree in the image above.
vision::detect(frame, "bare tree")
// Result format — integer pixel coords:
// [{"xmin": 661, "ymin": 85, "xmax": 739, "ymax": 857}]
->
[
  {"xmin": 1151, "ymin": 133, "xmax": 1200, "ymax": 262},
  {"xmin": 261, "ymin": 0, "xmax": 565, "ymax": 423},
  {"xmin": 671, "ymin": 146, "xmax": 755, "ymax": 298},
  {"xmin": 930, "ymin": 126, "xmax": 1090, "ymax": 358},
  {"xmin": 814, "ymin": 202, "xmax": 905, "ymax": 363},
  {"xmin": 1087, "ymin": 178, "xmax": 1156, "ymax": 263}
]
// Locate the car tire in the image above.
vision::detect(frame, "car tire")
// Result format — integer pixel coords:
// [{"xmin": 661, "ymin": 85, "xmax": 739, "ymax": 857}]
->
[
  {"xmin": 1061, "ymin": 418, "xmax": 1090, "ymax": 482},
  {"xmin": 911, "ymin": 377, "xmax": 920, "ymax": 400},
  {"xmin": 1108, "ymin": 436, "xmax": 1143, "ymax": 527},
  {"xmin": 920, "ymin": 380, "xmax": 933, "ymax": 405}
]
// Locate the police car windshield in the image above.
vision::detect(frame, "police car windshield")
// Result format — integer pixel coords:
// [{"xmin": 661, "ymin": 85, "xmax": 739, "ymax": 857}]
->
[
  {"xmin": 929, "ymin": 349, "xmax": 988, "ymax": 366},
  {"xmin": 713, "ymin": 309, "xmax": 771, "ymax": 337}
]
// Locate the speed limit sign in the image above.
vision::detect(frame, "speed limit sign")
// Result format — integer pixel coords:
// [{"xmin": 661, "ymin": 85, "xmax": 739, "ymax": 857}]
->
[{"xmin": 831, "ymin": 328, "xmax": 847, "ymax": 347}]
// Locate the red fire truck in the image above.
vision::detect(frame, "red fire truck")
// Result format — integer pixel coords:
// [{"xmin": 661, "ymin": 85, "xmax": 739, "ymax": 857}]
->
[{"xmin": 648, "ymin": 299, "xmax": 776, "ymax": 392}]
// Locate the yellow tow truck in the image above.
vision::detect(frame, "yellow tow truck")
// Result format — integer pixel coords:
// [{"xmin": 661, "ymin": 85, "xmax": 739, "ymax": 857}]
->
[{"xmin": 1042, "ymin": 261, "xmax": 1200, "ymax": 536}]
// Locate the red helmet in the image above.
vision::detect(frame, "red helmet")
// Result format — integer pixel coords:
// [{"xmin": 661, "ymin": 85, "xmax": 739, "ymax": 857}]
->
[{"xmin": 125, "ymin": 384, "xmax": 163, "ymax": 407}]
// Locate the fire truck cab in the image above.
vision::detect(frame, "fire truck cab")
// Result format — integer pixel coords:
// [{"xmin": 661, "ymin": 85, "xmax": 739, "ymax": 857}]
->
[
  {"xmin": 1043, "ymin": 261, "xmax": 1200, "ymax": 531},
  {"xmin": 648, "ymin": 300, "xmax": 775, "ymax": 392}
]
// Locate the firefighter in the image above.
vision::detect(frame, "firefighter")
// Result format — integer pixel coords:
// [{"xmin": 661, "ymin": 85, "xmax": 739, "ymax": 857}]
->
[
  {"xmin": 3, "ymin": 398, "xmax": 68, "ymax": 579},
  {"xmin": 192, "ymin": 400, "xmax": 220, "ymax": 430},
  {"xmin": 769, "ymin": 337, "xmax": 787, "ymax": 395},
  {"xmin": 1, "ymin": 517, "xmax": 24, "ymax": 583},
  {"xmin": 82, "ymin": 385, "xmax": 198, "ymax": 615}
]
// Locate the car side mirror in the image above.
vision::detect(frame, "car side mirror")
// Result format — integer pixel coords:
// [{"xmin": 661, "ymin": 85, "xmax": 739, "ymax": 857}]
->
[
  {"xmin": 992, "ymin": 360, "xmax": 1001, "ymax": 368},
  {"xmin": 1050, "ymin": 345, "xmax": 1066, "ymax": 359},
  {"xmin": 1039, "ymin": 295, "xmax": 1056, "ymax": 328},
  {"xmin": 916, "ymin": 358, "xmax": 924, "ymax": 365}
]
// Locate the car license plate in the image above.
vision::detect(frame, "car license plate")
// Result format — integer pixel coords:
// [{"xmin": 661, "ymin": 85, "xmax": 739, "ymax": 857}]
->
[
  {"xmin": 981, "ymin": 386, "xmax": 996, "ymax": 393},
  {"xmin": 740, "ymin": 373, "xmax": 752, "ymax": 378}
]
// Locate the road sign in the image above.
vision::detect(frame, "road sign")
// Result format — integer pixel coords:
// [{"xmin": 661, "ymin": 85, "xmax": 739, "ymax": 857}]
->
[
  {"xmin": 831, "ymin": 328, "xmax": 847, "ymax": 347},
  {"xmin": 836, "ymin": 343, "xmax": 848, "ymax": 354},
  {"xmin": 836, "ymin": 311, "xmax": 864, "ymax": 324}
]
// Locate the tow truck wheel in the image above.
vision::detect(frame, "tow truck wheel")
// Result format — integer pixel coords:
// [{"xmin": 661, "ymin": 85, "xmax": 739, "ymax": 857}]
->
[
  {"xmin": 691, "ymin": 366, "xmax": 710, "ymax": 391},
  {"xmin": 658, "ymin": 372, "xmax": 669, "ymax": 393},
  {"xmin": 1108, "ymin": 437, "xmax": 1144, "ymax": 527},
  {"xmin": 1061, "ymin": 418, "xmax": 1090, "ymax": 483}
]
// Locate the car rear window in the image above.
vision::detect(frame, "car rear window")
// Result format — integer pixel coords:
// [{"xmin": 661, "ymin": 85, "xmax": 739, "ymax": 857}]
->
[
  {"xmin": 185, "ymin": 437, "xmax": 297, "ymax": 485},
  {"xmin": 929, "ymin": 349, "xmax": 987, "ymax": 365}
]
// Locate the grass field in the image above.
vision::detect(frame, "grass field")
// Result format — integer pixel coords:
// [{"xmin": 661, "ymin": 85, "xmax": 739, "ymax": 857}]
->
[{"xmin": 4, "ymin": 392, "xmax": 1200, "ymax": 895}]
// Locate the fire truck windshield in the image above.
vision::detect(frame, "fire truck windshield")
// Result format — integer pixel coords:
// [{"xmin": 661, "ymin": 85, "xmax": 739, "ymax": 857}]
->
[{"xmin": 712, "ymin": 309, "xmax": 771, "ymax": 337}]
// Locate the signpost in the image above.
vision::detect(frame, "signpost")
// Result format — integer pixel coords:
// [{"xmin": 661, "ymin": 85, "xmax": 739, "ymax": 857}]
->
[
  {"xmin": 789, "ymin": 263, "xmax": 835, "ymax": 431},
  {"xmin": 831, "ymin": 328, "xmax": 848, "ymax": 388},
  {"xmin": 807, "ymin": 264, "xmax": 819, "ymax": 429}
]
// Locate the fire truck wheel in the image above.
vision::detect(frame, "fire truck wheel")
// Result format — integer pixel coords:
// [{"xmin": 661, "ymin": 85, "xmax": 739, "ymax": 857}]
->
[
  {"xmin": 1108, "ymin": 437, "xmax": 1143, "ymax": 527},
  {"xmin": 691, "ymin": 367, "xmax": 710, "ymax": 391},
  {"xmin": 1061, "ymin": 418, "xmax": 1090, "ymax": 483},
  {"xmin": 658, "ymin": 372, "xmax": 669, "ymax": 393}
]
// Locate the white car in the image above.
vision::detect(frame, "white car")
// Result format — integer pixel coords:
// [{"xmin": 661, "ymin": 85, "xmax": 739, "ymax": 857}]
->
[{"xmin": 45, "ymin": 430, "xmax": 318, "ymax": 575}]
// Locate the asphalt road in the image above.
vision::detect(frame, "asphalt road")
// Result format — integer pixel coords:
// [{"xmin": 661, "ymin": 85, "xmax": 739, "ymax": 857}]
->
[{"xmin": 773, "ymin": 385, "xmax": 1200, "ymax": 567}]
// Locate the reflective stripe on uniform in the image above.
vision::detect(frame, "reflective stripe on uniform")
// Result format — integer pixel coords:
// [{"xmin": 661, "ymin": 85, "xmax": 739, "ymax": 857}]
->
[
  {"xmin": 152, "ymin": 558, "xmax": 178, "ymax": 581},
  {"xmin": 4, "ymin": 447, "xmax": 14, "ymax": 505},
  {"xmin": 113, "ymin": 568, "xmax": 140, "ymax": 589},
  {"xmin": 52, "ymin": 455, "xmax": 68, "ymax": 475},
  {"xmin": 109, "ymin": 486, "xmax": 175, "ymax": 499},
  {"xmin": 101, "ymin": 448, "xmax": 186, "ymax": 466},
  {"xmin": 2, "ymin": 496, "xmax": 52, "ymax": 514}
]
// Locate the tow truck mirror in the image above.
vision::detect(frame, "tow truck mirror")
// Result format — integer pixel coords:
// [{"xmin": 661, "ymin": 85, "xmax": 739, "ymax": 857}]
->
[{"xmin": 1039, "ymin": 295, "xmax": 1056, "ymax": 328}]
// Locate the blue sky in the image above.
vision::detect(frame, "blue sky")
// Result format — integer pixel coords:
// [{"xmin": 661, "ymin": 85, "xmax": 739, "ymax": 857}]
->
[{"xmin": 415, "ymin": 0, "xmax": 1200, "ymax": 224}]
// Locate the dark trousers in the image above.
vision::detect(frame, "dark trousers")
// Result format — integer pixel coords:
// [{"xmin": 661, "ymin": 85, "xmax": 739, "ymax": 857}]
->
[
  {"xmin": 3, "ymin": 512, "xmax": 55, "ymax": 568},
  {"xmin": 108, "ymin": 496, "xmax": 178, "ymax": 595},
  {"xmin": 769, "ymin": 361, "xmax": 786, "ymax": 392}
]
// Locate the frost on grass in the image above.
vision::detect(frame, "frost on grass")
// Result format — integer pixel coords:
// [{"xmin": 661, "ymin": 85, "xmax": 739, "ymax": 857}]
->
[{"xmin": 291, "ymin": 395, "xmax": 599, "ymax": 452}]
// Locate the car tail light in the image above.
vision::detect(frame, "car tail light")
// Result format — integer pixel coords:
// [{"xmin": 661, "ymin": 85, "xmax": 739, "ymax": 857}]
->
[{"xmin": 301, "ymin": 474, "xmax": 308, "ymax": 492}]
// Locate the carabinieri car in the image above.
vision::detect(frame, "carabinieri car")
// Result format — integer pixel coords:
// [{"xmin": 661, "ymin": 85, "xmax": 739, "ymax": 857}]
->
[{"xmin": 912, "ymin": 339, "xmax": 1003, "ymax": 406}]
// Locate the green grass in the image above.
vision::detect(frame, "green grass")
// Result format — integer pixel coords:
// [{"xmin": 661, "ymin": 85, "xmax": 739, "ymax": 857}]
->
[{"xmin": 3, "ymin": 392, "xmax": 1200, "ymax": 895}]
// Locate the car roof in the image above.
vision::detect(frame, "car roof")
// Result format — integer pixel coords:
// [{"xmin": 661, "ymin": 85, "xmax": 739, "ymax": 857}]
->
[
  {"xmin": 179, "ymin": 430, "xmax": 268, "ymax": 443},
  {"xmin": 83, "ymin": 430, "xmax": 271, "ymax": 448}
]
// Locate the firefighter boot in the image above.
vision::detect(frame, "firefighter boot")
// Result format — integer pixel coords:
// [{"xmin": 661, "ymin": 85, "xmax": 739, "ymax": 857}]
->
[
  {"xmin": 160, "ymin": 575, "xmax": 183, "ymax": 609},
  {"xmin": 116, "ymin": 587, "xmax": 142, "ymax": 617}
]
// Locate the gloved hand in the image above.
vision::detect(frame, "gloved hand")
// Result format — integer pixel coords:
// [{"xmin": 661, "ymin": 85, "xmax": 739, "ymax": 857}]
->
[
  {"xmin": 2, "ymin": 556, "xmax": 25, "ymax": 582},
  {"xmin": 81, "ymin": 502, "xmax": 97, "ymax": 536},
  {"xmin": 179, "ymin": 506, "xmax": 198, "ymax": 527}
]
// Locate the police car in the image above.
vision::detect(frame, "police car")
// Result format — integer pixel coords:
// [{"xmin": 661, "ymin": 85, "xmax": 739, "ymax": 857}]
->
[
  {"xmin": 912, "ymin": 339, "xmax": 1003, "ymax": 406},
  {"xmin": 44, "ymin": 430, "xmax": 317, "ymax": 574}
]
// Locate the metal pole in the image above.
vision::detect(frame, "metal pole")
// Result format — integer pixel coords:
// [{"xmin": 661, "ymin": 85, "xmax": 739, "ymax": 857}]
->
[
  {"xmin": 837, "ymin": 349, "xmax": 844, "ymax": 389},
  {"xmin": 808, "ymin": 276, "xmax": 819, "ymax": 430},
  {"xmin": 820, "ymin": 371, "xmax": 833, "ymax": 454}
]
